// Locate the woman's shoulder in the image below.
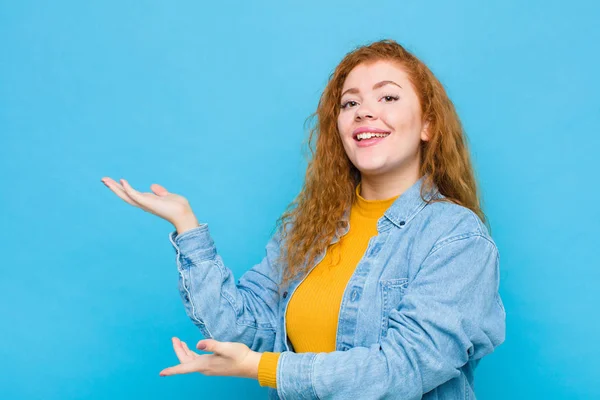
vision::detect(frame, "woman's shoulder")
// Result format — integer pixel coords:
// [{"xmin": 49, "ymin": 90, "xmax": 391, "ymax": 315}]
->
[{"xmin": 415, "ymin": 198, "xmax": 496, "ymax": 250}]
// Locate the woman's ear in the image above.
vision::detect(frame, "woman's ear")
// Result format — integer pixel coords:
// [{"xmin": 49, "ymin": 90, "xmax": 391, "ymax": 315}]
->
[{"xmin": 420, "ymin": 120, "xmax": 431, "ymax": 142}]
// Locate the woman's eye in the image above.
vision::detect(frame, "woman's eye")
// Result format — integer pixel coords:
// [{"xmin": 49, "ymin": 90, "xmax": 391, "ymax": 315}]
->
[
  {"xmin": 382, "ymin": 95, "xmax": 400, "ymax": 102},
  {"xmin": 340, "ymin": 95, "xmax": 399, "ymax": 109}
]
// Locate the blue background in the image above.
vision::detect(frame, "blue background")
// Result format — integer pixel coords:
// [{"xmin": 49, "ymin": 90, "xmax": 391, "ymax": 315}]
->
[{"xmin": 1, "ymin": 1, "xmax": 598, "ymax": 398}]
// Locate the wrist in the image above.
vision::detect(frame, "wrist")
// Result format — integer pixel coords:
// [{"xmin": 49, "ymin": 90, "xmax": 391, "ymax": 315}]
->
[
  {"xmin": 173, "ymin": 213, "xmax": 200, "ymax": 235},
  {"xmin": 243, "ymin": 351, "xmax": 262, "ymax": 380}
]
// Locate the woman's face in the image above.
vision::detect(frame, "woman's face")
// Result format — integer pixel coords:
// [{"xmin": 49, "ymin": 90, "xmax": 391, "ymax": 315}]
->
[{"xmin": 337, "ymin": 60, "xmax": 429, "ymax": 179}]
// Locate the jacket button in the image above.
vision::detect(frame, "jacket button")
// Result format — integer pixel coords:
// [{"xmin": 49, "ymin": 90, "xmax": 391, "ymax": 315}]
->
[
  {"xmin": 399, "ymin": 221, "xmax": 406, "ymax": 226},
  {"xmin": 283, "ymin": 291, "xmax": 288, "ymax": 299}
]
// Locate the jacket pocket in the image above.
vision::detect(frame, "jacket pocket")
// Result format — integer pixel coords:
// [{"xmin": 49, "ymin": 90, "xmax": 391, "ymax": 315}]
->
[{"xmin": 379, "ymin": 278, "xmax": 409, "ymax": 341}]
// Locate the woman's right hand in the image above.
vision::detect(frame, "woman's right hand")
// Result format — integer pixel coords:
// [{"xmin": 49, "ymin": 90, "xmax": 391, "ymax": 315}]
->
[{"xmin": 101, "ymin": 177, "xmax": 197, "ymax": 229}]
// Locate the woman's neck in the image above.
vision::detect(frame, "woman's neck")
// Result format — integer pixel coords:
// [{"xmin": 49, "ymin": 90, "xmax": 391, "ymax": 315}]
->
[{"xmin": 359, "ymin": 168, "xmax": 422, "ymax": 201}]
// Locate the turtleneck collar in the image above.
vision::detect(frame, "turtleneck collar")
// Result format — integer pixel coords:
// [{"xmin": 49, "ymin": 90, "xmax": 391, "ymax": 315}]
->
[{"xmin": 353, "ymin": 182, "xmax": 400, "ymax": 219}]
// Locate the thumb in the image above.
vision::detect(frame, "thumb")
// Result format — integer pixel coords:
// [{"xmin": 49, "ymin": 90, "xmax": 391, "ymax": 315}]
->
[
  {"xmin": 150, "ymin": 183, "xmax": 169, "ymax": 197},
  {"xmin": 196, "ymin": 339, "xmax": 220, "ymax": 353}
]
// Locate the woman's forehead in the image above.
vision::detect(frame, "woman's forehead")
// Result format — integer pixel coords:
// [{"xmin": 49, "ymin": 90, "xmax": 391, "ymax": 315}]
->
[{"xmin": 342, "ymin": 60, "xmax": 410, "ymax": 91}]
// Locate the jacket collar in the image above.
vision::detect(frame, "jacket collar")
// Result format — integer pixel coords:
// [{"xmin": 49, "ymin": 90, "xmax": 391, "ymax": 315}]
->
[
  {"xmin": 336, "ymin": 174, "xmax": 442, "ymax": 238},
  {"xmin": 380, "ymin": 173, "xmax": 442, "ymax": 230}
]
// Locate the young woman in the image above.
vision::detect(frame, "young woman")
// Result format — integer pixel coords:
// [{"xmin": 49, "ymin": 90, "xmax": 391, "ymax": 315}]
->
[{"xmin": 102, "ymin": 39, "xmax": 506, "ymax": 399}]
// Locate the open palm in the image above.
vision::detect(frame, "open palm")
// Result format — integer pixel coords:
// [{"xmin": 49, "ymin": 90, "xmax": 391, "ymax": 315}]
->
[
  {"xmin": 101, "ymin": 177, "xmax": 192, "ymax": 224},
  {"xmin": 160, "ymin": 337, "xmax": 260, "ymax": 379}
]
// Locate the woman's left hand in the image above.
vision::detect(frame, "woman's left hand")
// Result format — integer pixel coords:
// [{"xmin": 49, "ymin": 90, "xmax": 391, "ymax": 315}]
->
[{"xmin": 159, "ymin": 337, "xmax": 262, "ymax": 380}]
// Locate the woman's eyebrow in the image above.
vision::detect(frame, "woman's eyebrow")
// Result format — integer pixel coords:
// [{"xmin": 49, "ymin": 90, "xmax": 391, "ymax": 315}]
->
[{"xmin": 341, "ymin": 80, "xmax": 402, "ymax": 97}]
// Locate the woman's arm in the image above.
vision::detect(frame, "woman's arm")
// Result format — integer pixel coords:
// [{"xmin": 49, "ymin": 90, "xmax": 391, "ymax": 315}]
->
[
  {"xmin": 272, "ymin": 233, "xmax": 506, "ymax": 399},
  {"xmin": 169, "ymin": 223, "xmax": 284, "ymax": 354},
  {"xmin": 100, "ymin": 178, "xmax": 282, "ymax": 353}
]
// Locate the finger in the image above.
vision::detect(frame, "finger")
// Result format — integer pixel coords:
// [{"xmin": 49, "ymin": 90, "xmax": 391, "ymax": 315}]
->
[
  {"xmin": 101, "ymin": 177, "xmax": 142, "ymax": 207},
  {"xmin": 159, "ymin": 361, "xmax": 202, "ymax": 377},
  {"xmin": 150, "ymin": 183, "xmax": 169, "ymax": 197},
  {"xmin": 171, "ymin": 337, "xmax": 189, "ymax": 362},
  {"xmin": 196, "ymin": 339, "xmax": 220, "ymax": 354},
  {"xmin": 120, "ymin": 179, "xmax": 147, "ymax": 205},
  {"xmin": 120, "ymin": 179, "xmax": 162, "ymax": 212},
  {"xmin": 180, "ymin": 340, "xmax": 198, "ymax": 358}
]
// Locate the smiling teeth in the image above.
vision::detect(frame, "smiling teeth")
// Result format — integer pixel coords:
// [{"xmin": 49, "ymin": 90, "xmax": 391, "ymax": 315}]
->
[{"xmin": 357, "ymin": 132, "xmax": 390, "ymax": 141}]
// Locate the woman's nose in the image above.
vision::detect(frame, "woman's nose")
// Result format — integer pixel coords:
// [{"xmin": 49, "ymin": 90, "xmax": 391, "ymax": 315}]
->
[
  {"xmin": 356, "ymin": 110, "xmax": 375, "ymax": 120},
  {"xmin": 355, "ymin": 103, "xmax": 376, "ymax": 120}
]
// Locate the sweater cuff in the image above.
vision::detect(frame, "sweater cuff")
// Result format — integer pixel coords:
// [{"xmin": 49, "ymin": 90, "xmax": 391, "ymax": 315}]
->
[{"xmin": 258, "ymin": 352, "xmax": 281, "ymax": 388}]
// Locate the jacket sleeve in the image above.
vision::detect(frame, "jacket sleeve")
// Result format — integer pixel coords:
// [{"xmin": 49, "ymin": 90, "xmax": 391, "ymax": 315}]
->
[
  {"xmin": 168, "ymin": 223, "xmax": 284, "ymax": 353},
  {"xmin": 273, "ymin": 233, "xmax": 506, "ymax": 400}
]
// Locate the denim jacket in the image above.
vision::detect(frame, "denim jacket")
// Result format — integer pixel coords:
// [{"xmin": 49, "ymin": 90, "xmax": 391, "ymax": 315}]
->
[{"xmin": 168, "ymin": 176, "xmax": 506, "ymax": 399}]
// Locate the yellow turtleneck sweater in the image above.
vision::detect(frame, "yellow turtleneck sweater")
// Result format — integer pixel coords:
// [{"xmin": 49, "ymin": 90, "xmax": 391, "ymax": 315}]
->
[{"xmin": 257, "ymin": 183, "xmax": 400, "ymax": 388}]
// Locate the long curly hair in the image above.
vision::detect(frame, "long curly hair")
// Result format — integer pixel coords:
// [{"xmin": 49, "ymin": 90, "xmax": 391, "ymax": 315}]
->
[{"xmin": 273, "ymin": 38, "xmax": 487, "ymax": 293}]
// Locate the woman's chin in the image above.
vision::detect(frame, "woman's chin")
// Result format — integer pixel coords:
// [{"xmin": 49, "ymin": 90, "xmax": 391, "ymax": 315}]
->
[{"xmin": 355, "ymin": 164, "xmax": 389, "ymax": 176}]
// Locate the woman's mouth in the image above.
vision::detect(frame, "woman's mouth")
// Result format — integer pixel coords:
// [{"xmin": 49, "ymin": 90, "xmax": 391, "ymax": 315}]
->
[{"xmin": 354, "ymin": 132, "xmax": 390, "ymax": 148}]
